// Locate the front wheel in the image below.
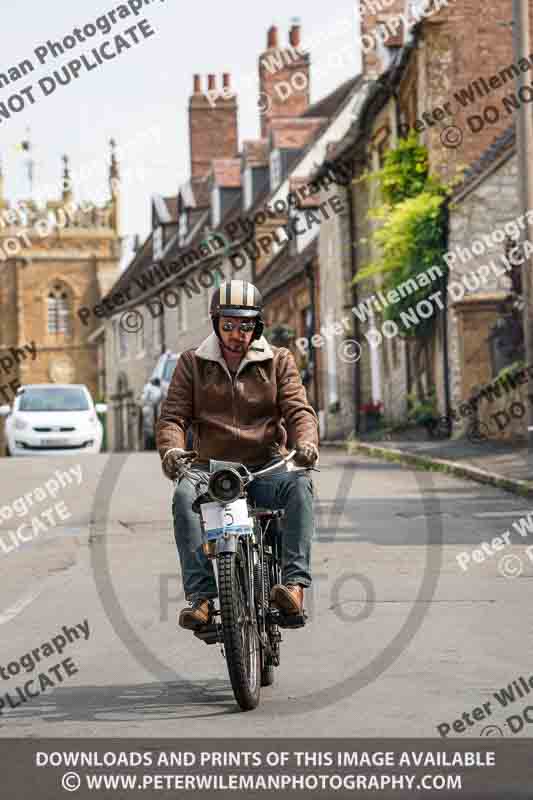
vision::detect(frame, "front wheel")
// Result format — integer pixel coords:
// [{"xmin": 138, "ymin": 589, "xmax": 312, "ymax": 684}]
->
[{"xmin": 218, "ymin": 549, "xmax": 261, "ymax": 711}]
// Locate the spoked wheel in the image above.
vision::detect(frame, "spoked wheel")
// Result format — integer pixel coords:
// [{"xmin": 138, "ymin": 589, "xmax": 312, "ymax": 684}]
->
[{"xmin": 218, "ymin": 547, "xmax": 261, "ymax": 711}]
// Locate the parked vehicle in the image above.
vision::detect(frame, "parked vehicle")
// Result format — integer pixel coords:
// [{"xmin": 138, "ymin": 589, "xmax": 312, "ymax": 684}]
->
[
  {"xmin": 141, "ymin": 351, "xmax": 179, "ymax": 449},
  {"xmin": 177, "ymin": 449, "xmax": 308, "ymax": 711},
  {"xmin": 0, "ymin": 384, "xmax": 106, "ymax": 456}
]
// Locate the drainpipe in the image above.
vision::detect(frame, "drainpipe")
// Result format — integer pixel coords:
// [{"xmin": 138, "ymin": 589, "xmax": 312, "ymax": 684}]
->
[
  {"xmin": 160, "ymin": 308, "xmax": 166, "ymax": 354},
  {"xmin": 305, "ymin": 258, "xmax": 318, "ymax": 412},
  {"xmin": 391, "ymin": 87, "xmax": 414, "ymax": 409},
  {"xmin": 512, "ymin": 0, "xmax": 533, "ymax": 447},
  {"xmin": 345, "ymin": 172, "xmax": 361, "ymax": 435},
  {"xmin": 442, "ymin": 198, "xmax": 452, "ymax": 425}
]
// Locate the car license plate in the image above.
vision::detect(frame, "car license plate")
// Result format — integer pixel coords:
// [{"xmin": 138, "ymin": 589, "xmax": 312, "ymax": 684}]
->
[
  {"xmin": 40, "ymin": 438, "xmax": 70, "ymax": 447},
  {"xmin": 201, "ymin": 499, "xmax": 253, "ymax": 541}
]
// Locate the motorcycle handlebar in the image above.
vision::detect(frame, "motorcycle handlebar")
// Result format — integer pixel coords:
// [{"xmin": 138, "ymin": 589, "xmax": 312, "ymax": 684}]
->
[
  {"xmin": 175, "ymin": 448, "xmax": 300, "ymax": 485},
  {"xmin": 250, "ymin": 449, "xmax": 296, "ymax": 478}
]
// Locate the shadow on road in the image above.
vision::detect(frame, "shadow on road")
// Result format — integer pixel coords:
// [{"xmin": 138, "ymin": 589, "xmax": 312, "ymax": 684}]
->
[{"xmin": 1, "ymin": 679, "xmax": 240, "ymax": 727}]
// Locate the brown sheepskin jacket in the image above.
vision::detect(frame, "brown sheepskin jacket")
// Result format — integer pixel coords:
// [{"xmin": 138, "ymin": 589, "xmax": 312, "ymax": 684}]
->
[{"xmin": 156, "ymin": 333, "xmax": 319, "ymax": 467}]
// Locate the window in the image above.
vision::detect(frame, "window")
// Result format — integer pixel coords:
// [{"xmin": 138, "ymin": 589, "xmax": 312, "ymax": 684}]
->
[
  {"xmin": 152, "ymin": 313, "xmax": 162, "ymax": 353},
  {"xmin": 119, "ymin": 321, "xmax": 128, "ymax": 359},
  {"xmin": 179, "ymin": 211, "xmax": 187, "ymax": 245},
  {"xmin": 136, "ymin": 314, "xmax": 145, "ymax": 356},
  {"xmin": 376, "ymin": 24, "xmax": 394, "ymax": 69},
  {"xmin": 270, "ymin": 149, "xmax": 282, "ymax": 189},
  {"xmin": 205, "ymin": 270, "xmax": 222, "ymax": 320},
  {"xmin": 47, "ymin": 285, "xmax": 70, "ymax": 334},
  {"xmin": 162, "ymin": 357, "xmax": 178, "ymax": 382},
  {"xmin": 211, "ymin": 188, "xmax": 221, "ymax": 228},
  {"xmin": 243, "ymin": 167, "xmax": 253, "ymax": 210},
  {"xmin": 153, "ymin": 226, "xmax": 163, "ymax": 260},
  {"xmin": 177, "ymin": 292, "xmax": 187, "ymax": 332},
  {"xmin": 19, "ymin": 386, "xmax": 89, "ymax": 412},
  {"xmin": 392, "ymin": 335, "xmax": 399, "ymax": 369},
  {"xmin": 403, "ymin": 0, "xmax": 428, "ymax": 38}
]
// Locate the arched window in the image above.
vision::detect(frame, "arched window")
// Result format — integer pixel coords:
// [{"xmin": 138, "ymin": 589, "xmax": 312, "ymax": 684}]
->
[{"xmin": 47, "ymin": 284, "xmax": 70, "ymax": 334}]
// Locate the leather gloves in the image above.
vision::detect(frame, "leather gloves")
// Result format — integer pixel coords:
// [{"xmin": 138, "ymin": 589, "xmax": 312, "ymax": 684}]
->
[
  {"xmin": 161, "ymin": 448, "xmax": 197, "ymax": 480},
  {"xmin": 293, "ymin": 441, "xmax": 319, "ymax": 468}
]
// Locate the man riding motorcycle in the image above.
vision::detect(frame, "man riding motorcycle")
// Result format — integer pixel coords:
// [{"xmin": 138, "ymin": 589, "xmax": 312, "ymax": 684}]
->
[{"xmin": 156, "ymin": 279, "xmax": 319, "ymax": 631}]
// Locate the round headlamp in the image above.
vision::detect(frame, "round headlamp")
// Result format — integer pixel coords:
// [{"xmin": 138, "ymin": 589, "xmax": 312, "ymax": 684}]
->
[{"xmin": 208, "ymin": 468, "xmax": 243, "ymax": 503}]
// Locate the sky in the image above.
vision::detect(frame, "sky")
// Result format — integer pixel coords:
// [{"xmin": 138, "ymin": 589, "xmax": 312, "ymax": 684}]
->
[{"xmin": 1, "ymin": 0, "xmax": 361, "ymax": 265}]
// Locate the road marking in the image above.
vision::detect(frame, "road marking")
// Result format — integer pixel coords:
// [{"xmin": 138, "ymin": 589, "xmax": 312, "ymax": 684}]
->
[{"xmin": 0, "ymin": 586, "xmax": 45, "ymax": 625}]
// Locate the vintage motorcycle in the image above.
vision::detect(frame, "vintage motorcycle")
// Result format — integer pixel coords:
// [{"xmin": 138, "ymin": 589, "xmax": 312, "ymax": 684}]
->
[{"xmin": 175, "ymin": 449, "xmax": 308, "ymax": 711}]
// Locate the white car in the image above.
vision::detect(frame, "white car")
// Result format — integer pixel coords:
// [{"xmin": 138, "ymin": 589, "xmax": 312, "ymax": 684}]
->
[{"xmin": 0, "ymin": 384, "xmax": 106, "ymax": 456}]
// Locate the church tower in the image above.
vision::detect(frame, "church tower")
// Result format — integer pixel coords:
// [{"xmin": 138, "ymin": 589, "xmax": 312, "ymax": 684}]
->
[{"xmin": 0, "ymin": 148, "xmax": 121, "ymax": 453}]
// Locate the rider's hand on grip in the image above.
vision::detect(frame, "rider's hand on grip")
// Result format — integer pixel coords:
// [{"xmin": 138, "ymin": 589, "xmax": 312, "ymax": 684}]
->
[
  {"xmin": 293, "ymin": 441, "xmax": 319, "ymax": 468},
  {"xmin": 162, "ymin": 448, "xmax": 198, "ymax": 480}
]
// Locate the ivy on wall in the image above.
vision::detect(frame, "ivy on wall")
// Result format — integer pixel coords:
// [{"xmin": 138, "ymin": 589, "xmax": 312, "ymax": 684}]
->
[{"xmin": 353, "ymin": 134, "xmax": 450, "ymax": 338}]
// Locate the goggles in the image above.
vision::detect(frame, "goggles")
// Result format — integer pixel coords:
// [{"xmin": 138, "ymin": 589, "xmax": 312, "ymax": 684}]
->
[{"xmin": 220, "ymin": 320, "xmax": 256, "ymax": 333}]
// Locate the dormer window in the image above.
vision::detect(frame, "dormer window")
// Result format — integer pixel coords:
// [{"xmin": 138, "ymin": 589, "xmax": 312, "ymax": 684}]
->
[
  {"xmin": 211, "ymin": 187, "xmax": 221, "ymax": 227},
  {"xmin": 375, "ymin": 22, "xmax": 395, "ymax": 69},
  {"xmin": 153, "ymin": 226, "xmax": 163, "ymax": 260},
  {"xmin": 179, "ymin": 211, "xmax": 187, "ymax": 244},
  {"xmin": 405, "ymin": 0, "xmax": 426, "ymax": 33},
  {"xmin": 270, "ymin": 149, "xmax": 282, "ymax": 190},
  {"xmin": 244, "ymin": 167, "xmax": 253, "ymax": 211}
]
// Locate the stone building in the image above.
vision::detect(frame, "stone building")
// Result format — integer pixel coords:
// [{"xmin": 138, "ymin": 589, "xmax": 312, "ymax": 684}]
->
[
  {"xmin": 446, "ymin": 125, "xmax": 526, "ymax": 438},
  {"xmin": 0, "ymin": 149, "xmax": 121, "ymax": 454},
  {"xmin": 255, "ymin": 70, "xmax": 362, "ymax": 430},
  {"xmin": 102, "ymin": 67, "xmax": 245, "ymax": 451},
  {"xmin": 313, "ymin": 0, "xmax": 528, "ymax": 437},
  {"xmin": 102, "ymin": 21, "xmax": 358, "ymax": 447}
]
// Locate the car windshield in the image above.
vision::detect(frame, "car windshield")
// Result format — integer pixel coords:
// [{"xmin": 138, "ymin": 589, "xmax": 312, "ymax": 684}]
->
[
  {"xmin": 19, "ymin": 387, "xmax": 90, "ymax": 412},
  {"xmin": 162, "ymin": 358, "xmax": 178, "ymax": 382}
]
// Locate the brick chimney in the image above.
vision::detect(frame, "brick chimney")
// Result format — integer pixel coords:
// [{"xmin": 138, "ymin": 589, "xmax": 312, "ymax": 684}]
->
[
  {"xmin": 258, "ymin": 22, "xmax": 310, "ymax": 138},
  {"xmin": 359, "ymin": 0, "xmax": 406, "ymax": 78},
  {"xmin": 189, "ymin": 74, "xmax": 238, "ymax": 180}
]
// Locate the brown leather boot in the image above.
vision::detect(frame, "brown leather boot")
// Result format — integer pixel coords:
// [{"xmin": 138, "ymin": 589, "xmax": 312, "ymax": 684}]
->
[
  {"xmin": 271, "ymin": 584, "xmax": 304, "ymax": 615},
  {"xmin": 178, "ymin": 598, "xmax": 214, "ymax": 630}
]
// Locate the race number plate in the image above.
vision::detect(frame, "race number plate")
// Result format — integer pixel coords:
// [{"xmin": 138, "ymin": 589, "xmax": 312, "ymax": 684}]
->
[{"xmin": 200, "ymin": 498, "xmax": 253, "ymax": 541}]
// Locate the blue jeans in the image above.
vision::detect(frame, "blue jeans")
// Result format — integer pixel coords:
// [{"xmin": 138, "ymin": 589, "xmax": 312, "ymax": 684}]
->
[{"xmin": 172, "ymin": 462, "xmax": 314, "ymax": 602}]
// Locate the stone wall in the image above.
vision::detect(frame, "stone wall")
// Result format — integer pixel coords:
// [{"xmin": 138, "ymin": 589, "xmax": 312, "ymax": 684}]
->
[
  {"xmin": 455, "ymin": 370, "xmax": 529, "ymax": 443},
  {"xmin": 446, "ymin": 151, "xmax": 519, "ymax": 422},
  {"xmin": 317, "ymin": 182, "xmax": 357, "ymax": 439}
]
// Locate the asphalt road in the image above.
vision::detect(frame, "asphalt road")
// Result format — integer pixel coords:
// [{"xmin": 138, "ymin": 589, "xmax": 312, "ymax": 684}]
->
[{"xmin": 0, "ymin": 447, "xmax": 532, "ymax": 738}]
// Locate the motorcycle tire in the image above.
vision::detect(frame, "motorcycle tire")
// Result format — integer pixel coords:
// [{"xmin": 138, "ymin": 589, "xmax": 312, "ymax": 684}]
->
[{"xmin": 218, "ymin": 549, "xmax": 261, "ymax": 711}]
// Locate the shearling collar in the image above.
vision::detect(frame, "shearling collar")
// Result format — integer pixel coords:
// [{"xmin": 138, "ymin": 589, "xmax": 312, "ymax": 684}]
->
[{"xmin": 195, "ymin": 333, "xmax": 274, "ymax": 378}]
